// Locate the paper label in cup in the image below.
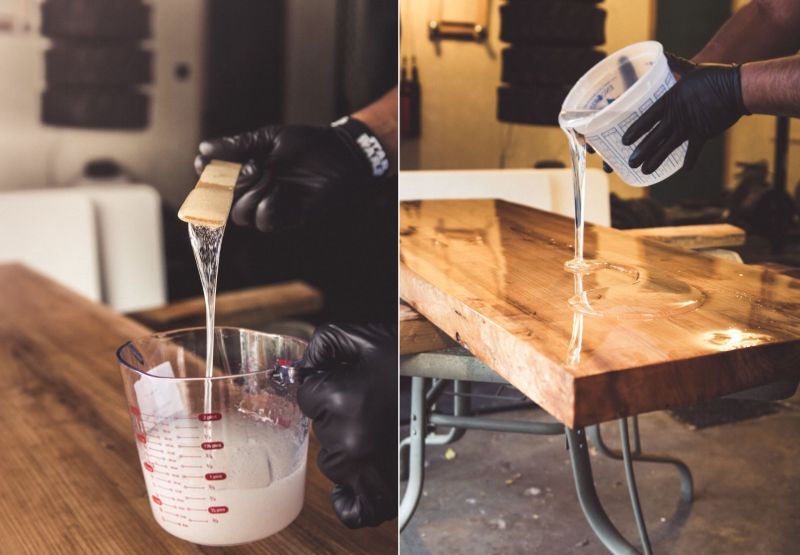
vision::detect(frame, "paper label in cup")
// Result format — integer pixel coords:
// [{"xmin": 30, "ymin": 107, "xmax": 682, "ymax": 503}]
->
[{"xmin": 133, "ymin": 361, "xmax": 186, "ymax": 419}]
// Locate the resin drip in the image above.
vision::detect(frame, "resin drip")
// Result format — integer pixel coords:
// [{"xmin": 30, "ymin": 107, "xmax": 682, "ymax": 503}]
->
[
  {"xmin": 560, "ymin": 112, "xmax": 606, "ymax": 273},
  {"xmin": 569, "ymin": 263, "xmax": 705, "ymax": 320},
  {"xmin": 188, "ymin": 223, "xmax": 225, "ymax": 411},
  {"xmin": 559, "ymin": 112, "xmax": 705, "ymax": 320}
]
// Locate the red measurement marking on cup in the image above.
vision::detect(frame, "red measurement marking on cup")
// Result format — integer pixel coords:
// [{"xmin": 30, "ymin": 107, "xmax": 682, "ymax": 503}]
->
[
  {"xmin": 136, "ymin": 433, "xmax": 147, "ymax": 444},
  {"xmin": 129, "ymin": 405, "xmax": 141, "ymax": 416},
  {"xmin": 205, "ymin": 472, "xmax": 226, "ymax": 481},
  {"xmin": 208, "ymin": 506, "xmax": 229, "ymax": 514},
  {"xmin": 198, "ymin": 412, "xmax": 222, "ymax": 422},
  {"xmin": 151, "ymin": 495, "xmax": 162, "ymax": 506},
  {"xmin": 201, "ymin": 441, "xmax": 224, "ymax": 450},
  {"xmin": 143, "ymin": 462, "xmax": 154, "ymax": 472}
]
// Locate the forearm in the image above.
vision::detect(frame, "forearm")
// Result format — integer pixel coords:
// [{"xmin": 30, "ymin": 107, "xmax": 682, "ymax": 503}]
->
[
  {"xmin": 741, "ymin": 55, "xmax": 800, "ymax": 117},
  {"xmin": 693, "ymin": 0, "xmax": 800, "ymax": 64},
  {"xmin": 351, "ymin": 87, "xmax": 398, "ymax": 164}
]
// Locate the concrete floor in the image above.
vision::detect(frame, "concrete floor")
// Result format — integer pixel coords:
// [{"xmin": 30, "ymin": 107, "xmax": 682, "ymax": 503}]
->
[{"xmin": 400, "ymin": 389, "xmax": 800, "ymax": 554}]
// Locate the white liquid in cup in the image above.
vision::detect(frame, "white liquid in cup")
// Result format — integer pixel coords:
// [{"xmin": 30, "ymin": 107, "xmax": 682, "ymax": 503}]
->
[{"xmin": 134, "ymin": 411, "xmax": 308, "ymax": 546}]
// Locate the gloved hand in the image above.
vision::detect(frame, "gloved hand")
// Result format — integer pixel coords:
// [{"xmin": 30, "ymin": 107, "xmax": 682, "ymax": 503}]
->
[
  {"xmin": 623, "ymin": 54, "xmax": 749, "ymax": 174},
  {"xmin": 194, "ymin": 118, "xmax": 390, "ymax": 232},
  {"xmin": 297, "ymin": 323, "xmax": 397, "ymax": 528},
  {"xmin": 586, "ymin": 53, "xmax": 700, "ymax": 174}
]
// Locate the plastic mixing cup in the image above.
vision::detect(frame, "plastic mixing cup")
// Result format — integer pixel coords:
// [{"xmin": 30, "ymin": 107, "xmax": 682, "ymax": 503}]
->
[
  {"xmin": 118, "ymin": 327, "xmax": 308, "ymax": 546},
  {"xmin": 560, "ymin": 41, "xmax": 687, "ymax": 187}
]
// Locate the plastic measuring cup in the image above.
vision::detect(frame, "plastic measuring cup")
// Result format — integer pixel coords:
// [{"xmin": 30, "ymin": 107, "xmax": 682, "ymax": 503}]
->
[
  {"xmin": 118, "ymin": 327, "xmax": 308, "ymax": 546},
  {"xmin": 560, "ymin": 41, "xmax": 687, "ymax": 187}
]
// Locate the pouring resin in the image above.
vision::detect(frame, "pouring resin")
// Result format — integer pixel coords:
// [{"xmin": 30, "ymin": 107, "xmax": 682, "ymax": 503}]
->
[{"xmin": 559, "ymin": 46, "xmax": 705, "ymax": 320}]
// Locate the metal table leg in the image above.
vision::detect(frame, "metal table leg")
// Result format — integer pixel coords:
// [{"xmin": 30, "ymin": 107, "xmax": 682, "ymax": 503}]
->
[
  {"xmin": 426, "ymin": 380, "xmax": 471, "ymax": 446},
  {"xmin": 620, "ymin": 419, "xmax": 653, "ymax": 555},
  {"xmin": 566, "ymin": 427, "xmax": 641, "ymax": 555},
  {"xmin": 588, "ymin": 417, "xmax": 693, "ymax": 503},
  {"xmin": 399, "ymin": 376, "xmax": 427, "ymax": 532}
]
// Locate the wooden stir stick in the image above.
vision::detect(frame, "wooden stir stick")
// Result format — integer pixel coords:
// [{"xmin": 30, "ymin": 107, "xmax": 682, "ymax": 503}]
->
[{"xmin": 178, "ymin": 159, "xmax": 242, "ymax": 227}]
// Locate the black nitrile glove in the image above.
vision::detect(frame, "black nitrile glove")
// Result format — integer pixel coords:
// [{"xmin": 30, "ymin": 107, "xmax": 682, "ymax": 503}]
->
[
  {"xmin": 623, "ymin": 55, "xmax": 749, "ymax": 174},
  {"xmin": 586, "ymin": 53, "xmax": 698, "ymax": 174},
  {"xmin": 297, "ymin": 323, "xmax": 397, "ymax": 528},
  {"xmin": 194, "ymin": 118, "xmax": 390, "ymax": 232}
]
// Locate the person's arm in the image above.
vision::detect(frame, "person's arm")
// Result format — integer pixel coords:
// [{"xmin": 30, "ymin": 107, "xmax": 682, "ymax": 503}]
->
[
  {"xmin": 693, "ymin": 0, "xmax": 800, "ymax": 64},
  {"xmin": 351, "ymin": 88, "xmax": 398, "ymax": 165},
  {"xmin": 620, "ymin": 0, "xmax": 800, "ymax": 174},
  {"xmin": 741, "ymin": 55, "xmax": 800, "ymax": 117}
]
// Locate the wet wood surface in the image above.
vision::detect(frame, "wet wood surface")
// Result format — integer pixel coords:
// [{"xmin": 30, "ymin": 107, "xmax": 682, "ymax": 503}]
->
[
  {"xmin": 624, "ymin": 223, "xmax": 745, "ymax": 249},
  {"xmin": 0, "ymin": 264, "xmax": 395, "ymax": 554},
  {"xmin": 398, "ymin": 224, "xmax": 746, "ymax": 355},
  {"xmin": 400, "ymin": 200, "xmax": 800, "ymax": 428}
]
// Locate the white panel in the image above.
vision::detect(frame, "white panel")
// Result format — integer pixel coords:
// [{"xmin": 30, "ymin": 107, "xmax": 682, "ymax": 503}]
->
[
  {"xmin": 400, "ymin": 168, "xmax": 612, "ymax": 227},
  {"xmin": 0, "ymin": 190, "xmax": 101, "ymax": 300},
  {"xmin": 71, "ymin": 184, "xmax": 167, "ymax": 312}
]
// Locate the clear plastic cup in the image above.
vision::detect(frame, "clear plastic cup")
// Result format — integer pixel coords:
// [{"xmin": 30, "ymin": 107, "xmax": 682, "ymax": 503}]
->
[
  {"xmin": 117, "ymin": 327, "xmax": 308, "ymax": 546},
  {"xmin": 560, "ymin": 41, "xmax": 687, "ymax": 187}
]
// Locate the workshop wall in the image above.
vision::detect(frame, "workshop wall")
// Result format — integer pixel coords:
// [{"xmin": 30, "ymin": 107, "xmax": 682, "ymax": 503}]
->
[
  {"xmin": 399, "ymin": 0, "xmax": 653, "ymax": 199},
  {"xmin": 0, "ymin": 2, "xmax": 205, "ymax": 209},
  {"xmin": 726, "ymin": 0, "xmax": 800, "ymax": 195},
  {"xmin": 400, "ymin": 0, "xmax": 800, "ymax": 200}
]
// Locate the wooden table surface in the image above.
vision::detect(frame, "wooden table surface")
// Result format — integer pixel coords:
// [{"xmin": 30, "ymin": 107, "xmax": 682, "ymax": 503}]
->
[
  {"xmin": 0, "ymin": 264, "xmax": 396, "ymax": 554},
  {"xmin": 400, "ymin": 200, "xmax": 800, "ymax": 428}
]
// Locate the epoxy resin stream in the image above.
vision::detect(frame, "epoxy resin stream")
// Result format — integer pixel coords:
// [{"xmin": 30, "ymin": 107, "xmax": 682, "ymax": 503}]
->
[
  {"xmin": 559, "ymin": 112, "xmax": 705, "ymax": 320},
  {"xmin": 188, "ymin": 222, "xmax": 225, "ymax": 411}
]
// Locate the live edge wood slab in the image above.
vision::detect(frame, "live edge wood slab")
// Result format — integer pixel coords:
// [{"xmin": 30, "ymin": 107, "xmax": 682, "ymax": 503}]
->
[
  {"xmin": 0, "ymin": 264, "xmax": 395, "ymax": 554},
  {"xmin": 400, "ymin": 200, "xmax": 800, "ymax": 429}
]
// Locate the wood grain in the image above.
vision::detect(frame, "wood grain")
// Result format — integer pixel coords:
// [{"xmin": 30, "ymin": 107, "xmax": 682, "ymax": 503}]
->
[
  {"xmin": 128, "ymin": 281, "xmax": 323, "ymax": 331},
  {"xmin": 400, "ymin": 302, "xmax": 456, "ymax": 355},
  {"xmin": 400, "ymin": 200, "xmax": 800, "ymax": 428},
  {"xmin": 623, "ymin": 223, "xmax": 745, "ymax": 249},
  {"xmin": 399, "ymin": 225, "xmax": 747, "ymax": 355},
  {"xmin": 0, "ymin": 263, "xmax": 395, "ymax": 554}
]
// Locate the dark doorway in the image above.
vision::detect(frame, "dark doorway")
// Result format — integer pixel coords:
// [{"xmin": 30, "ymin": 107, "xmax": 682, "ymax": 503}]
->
[{"xmin": 651, "ymin": 0, "xmax": 732, "ymax": 205}]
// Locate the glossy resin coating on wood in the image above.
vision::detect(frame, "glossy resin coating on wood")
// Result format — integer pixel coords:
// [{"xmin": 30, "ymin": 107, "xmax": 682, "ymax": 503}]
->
[
  {"xmin": 400, "ymin": 200, "xmax": 800, "ymax": 428},
  {"xmin": 0, "ymin": 264, "xmax": 395, "ymax": 554}
]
